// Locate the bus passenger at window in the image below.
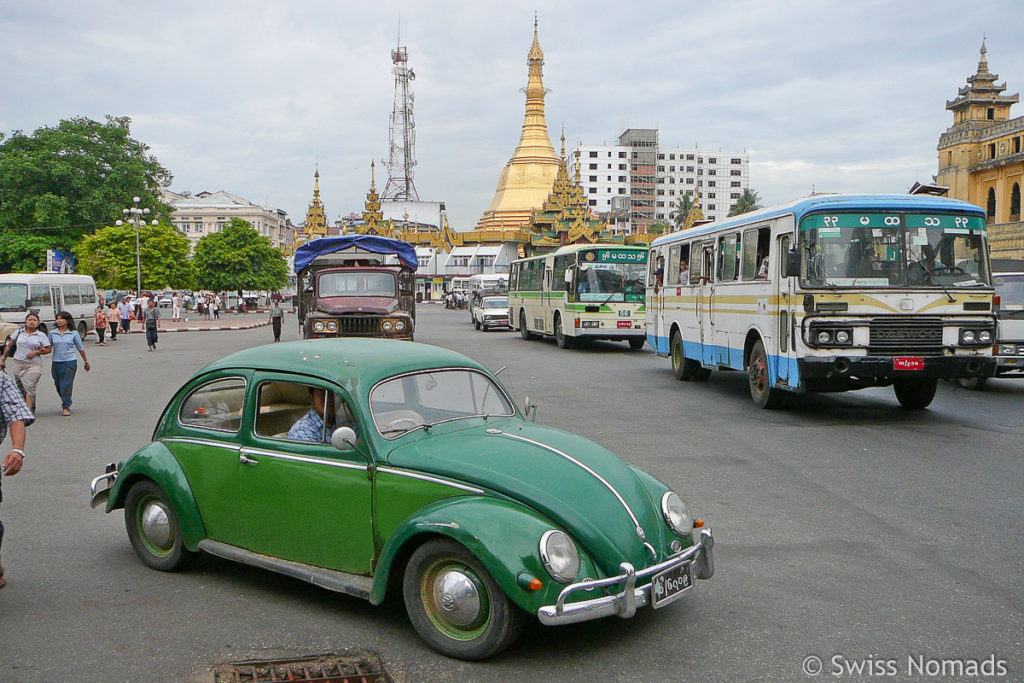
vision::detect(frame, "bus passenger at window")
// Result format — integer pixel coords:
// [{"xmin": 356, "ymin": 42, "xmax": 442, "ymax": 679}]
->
[
  {"xmin": 679, "ymin": 259, "xmax": 689, "ymax": 283},
  {"xmin": 757, "ymin": 257, "xmax": 769, "ymax": 279}
]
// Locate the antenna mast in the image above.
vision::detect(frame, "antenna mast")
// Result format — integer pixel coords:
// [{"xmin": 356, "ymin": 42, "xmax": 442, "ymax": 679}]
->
[{"xmin": 382, "ymin": 27, "xmax": 420, "ymax": 201}]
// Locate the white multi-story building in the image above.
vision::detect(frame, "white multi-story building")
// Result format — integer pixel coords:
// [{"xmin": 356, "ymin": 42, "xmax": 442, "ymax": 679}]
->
[
  {"xmin": 161, "ymin": 189, "xmax": 293, "ymax": 251},
  {"xmin": 569, "ymin": 129, "xmax": 750, "ymax": 227}
]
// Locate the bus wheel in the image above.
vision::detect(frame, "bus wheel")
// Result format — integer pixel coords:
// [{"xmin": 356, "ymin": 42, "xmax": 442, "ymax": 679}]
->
[
  {"xmin": 554, "ymin": 315, "xmax": 574, "ymax": 349},
  {"xmin": 519, "ymin": 311, "xmax": 533, "ymax": 341},
  {"xmin": 956, "ymin": 377, "xmax": 987, "ymax": 390},
  {"xmin": 671, "ymin": 331, "xmax": 696, "ymax": 380},
  {"xmin": 748, "ymin": 340, "xmax": 782, "ymax": 409},
  {"xmin": 893, "ymin": 378, "xmax": 937, "ymax": 409},
  {"xmin": 628, "ymin": 337, "xmax": 645, "ymax": 351}
]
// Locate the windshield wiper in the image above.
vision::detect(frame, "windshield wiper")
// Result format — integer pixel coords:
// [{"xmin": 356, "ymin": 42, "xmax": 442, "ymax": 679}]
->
[{"xmin": 920, "ymin": 262, "xmax": 956, "ymax": 303}]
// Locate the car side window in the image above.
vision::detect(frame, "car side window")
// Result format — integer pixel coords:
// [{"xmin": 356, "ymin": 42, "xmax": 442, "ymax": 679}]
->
[
  {"xmin": 178, "ymin": 377, "xmax": 247, "ymax": 432},
  {"xmin": 254, "ymin": 380, "xmax": 356, "ymax": 443}
]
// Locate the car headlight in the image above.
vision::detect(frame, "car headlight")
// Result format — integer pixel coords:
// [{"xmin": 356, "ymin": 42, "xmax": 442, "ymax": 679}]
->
[
  {"xmin": 382, "ymin": 320, "xmax": 394, "ymax": 332},
  {"xmin": 325, "ymin": 320, "xmax": 338, "ymax": 332},
  {"xmin": 661, "ymin": 492, "xmax": 693, "ymax": 537},
  {"xmin": 539, "ymin": 530, "xmax": 580, "ymax": 584},
  {"xmin": 312, "ymin": 320, "xmax": 325, "ymax": 332},
  {"xmin": 394, "ymin": 320, "xmax": 406, "ymax": 332}
]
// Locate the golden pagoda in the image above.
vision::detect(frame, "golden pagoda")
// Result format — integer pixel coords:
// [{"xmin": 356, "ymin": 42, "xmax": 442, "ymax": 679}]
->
[
  {"xmin": 294, "ymin": 165, "xmax": 329, "ymax": 251},
  {"xmin": 474, "ymin": 18, "xmax": 562, "ymax": 231}
]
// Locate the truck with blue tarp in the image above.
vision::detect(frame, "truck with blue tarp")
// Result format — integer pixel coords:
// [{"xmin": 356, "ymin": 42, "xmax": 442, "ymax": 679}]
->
[{"xmin": 294, "ymin": 235, "xmax": 419, "ymax": 340}]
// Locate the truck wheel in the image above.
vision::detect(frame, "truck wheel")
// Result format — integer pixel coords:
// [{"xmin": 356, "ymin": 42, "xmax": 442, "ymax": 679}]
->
[
  {"xmin": 403, "ymin": 538, "xmax": 524, "ymax": 661},
  {"xmin": 554, "ymin": 315, "xmax": 574, "ymax": 349},
  {"xmin": 748, "ymin": 340, "xmax": 783, "ymax": 408},
  {"xmin": 893, "ymin": 378, "xmax": 937, "ymax": 409}
]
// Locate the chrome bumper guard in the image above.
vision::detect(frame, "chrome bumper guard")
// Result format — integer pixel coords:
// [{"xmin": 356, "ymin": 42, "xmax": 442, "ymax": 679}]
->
[
  {"xmin": 538, "ymin": 527, "xmax": 713, "ymax": 626},
  {"xmin": 89, "ymin": 463, "xmax": 118, "ymax": 509}
]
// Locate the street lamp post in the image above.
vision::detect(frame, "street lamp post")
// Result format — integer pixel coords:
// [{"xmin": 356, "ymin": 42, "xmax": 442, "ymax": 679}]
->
[{"xmin": 115, "ymin": 196, "xmax": 158, "ymax": 298}]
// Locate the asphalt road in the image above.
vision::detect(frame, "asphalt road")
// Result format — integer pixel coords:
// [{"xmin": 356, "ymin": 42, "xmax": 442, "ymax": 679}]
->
[{"xmin": 0, "ymin": 306, "xmax": 1021, "ymax": 681}]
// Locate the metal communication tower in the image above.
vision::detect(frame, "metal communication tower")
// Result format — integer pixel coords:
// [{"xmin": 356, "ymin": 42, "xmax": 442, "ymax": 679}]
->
[{"xmin": 382, "ymin": 35, "xmax": 420, "ymax": 201}]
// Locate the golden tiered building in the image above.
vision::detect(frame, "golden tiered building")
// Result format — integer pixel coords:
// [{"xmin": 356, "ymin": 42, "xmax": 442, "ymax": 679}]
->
[
  {"xmin": 937, "ymin": 41, "xmax": 1024, "ymax": 258},
  {"xmin": 288, "ymin": 166, "xmax": 330, "ymax": 255}
]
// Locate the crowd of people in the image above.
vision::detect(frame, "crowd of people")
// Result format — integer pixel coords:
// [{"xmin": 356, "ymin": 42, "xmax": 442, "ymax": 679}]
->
[{"xmin": 444, "ymin": 290, "xmax": 468, "ymax": 309}]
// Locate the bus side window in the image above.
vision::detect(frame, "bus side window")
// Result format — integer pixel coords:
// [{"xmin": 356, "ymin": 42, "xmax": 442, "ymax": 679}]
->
[
  {"xmin": 648, "ymin": 251, "xmax": 661, "ymax": 287},
  {"xmin": 668, "ymin": 246, "xmax": 680, "ymax": 285},
  {"xmin": 718, "ymin": 233, "xmax": 739, "ymax": 282},
  {"xmin": 741, "ymin": 229, "xmax": 759, "ymax": 280},
  {"xmin": 689, "ymin": 243, "xmax": 702, "ymax": 284},
  {"xmin": 679, "ymin": 244, "xmax": 691, "ymax": 285}
]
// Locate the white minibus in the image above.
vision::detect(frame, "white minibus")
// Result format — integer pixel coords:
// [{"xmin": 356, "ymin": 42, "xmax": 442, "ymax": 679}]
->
[{"xmin": 0, "ymin": 273, "xmax": 100, "ymax": 337}]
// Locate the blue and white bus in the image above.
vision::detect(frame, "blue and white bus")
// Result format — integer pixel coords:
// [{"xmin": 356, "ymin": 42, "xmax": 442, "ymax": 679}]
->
[{"xmin": 646, "ymin": 194, "xmax": 996, "ymax": 409}]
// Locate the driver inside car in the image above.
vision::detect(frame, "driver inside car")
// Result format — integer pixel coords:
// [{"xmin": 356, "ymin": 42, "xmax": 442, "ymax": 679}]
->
[{"xmin": 288, "ymin": 387, "xmax": 358, "ymax": 444}]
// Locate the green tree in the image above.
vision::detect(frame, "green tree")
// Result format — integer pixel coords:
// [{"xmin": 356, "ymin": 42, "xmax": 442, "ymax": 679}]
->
[
  {"xmin": 0, "ymin": 115, "xmax": 172, "ymax": 271},
  {"xmin": 670, "ymin": 193, "xmax": 694, "ymax": 227},
  {"xmin": 75, "ymin": 222, "xmax": 195, "ymax": 291},
  {"xmin": 649, "ymin": 220, "xmax": 671, "ymax": 235},
  {"xmin": 728, "ymin": 188, "xmax": 763, "ymax": 217},
  {"xmin": 194, "ymin": 218, "xmax": 288, "ymax": 295}
]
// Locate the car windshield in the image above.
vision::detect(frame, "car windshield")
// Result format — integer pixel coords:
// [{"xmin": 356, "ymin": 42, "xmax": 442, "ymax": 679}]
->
[
  {"xmin": 800, "ymin": 213, "xmax": 990, "ymax": 289},
  {"xmin": 0, "ymin": 284, "xmax": 28, "ymax": 311},
  {"xmin": 482, "ymin": 297, "xmax": 507, "ymax": 309},
  {"xmin": 370, "ymin": 368, "xmax": 515, "ymax": 438},
  {"xmin": 994, "ymin": 273, "xmax": 1024, "ymax": 318},
  {"xmin": 577, "ymin": 263, "xmax": 647, "ymax": 302},
  {"xmin": 318, "ymin": 272, "xmax": 396, "ymax": 297}
]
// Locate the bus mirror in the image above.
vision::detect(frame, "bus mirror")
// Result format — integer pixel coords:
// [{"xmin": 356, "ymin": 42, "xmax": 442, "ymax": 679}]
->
[
  {"xmin": 564, "ymin": 270, "xmax": 573, "ymax": 284},
  {"xmin": 784, "ymin": 249, "xmax": 800, "ymax": 278}
]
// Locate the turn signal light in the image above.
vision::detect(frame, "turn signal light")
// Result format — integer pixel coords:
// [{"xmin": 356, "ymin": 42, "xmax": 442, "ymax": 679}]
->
[
  {"xmin": 993, "ymin": 294, "xmax": 1001, "ymax": 308},
  {"xmin": 574, "ymin": 317, "xmax": 581, "ymax": 328},
  {"xmin": 528, "ymin": 578, "xmax": 543, "ymax": 591},
  {"xmin": 693, "ymin": 518, "xmax": 705, "ymax": 528}
]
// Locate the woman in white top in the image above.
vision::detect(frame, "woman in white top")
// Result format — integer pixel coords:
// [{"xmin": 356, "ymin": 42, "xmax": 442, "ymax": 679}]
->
[{"xmin": 0, "ymin": 312, "xmax": 52, "ymax": 411}]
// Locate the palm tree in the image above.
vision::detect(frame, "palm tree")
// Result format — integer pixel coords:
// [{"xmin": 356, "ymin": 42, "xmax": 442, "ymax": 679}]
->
[
  {"xmin": 670, "ymin": 193, "xmax": 694, "ymax": 227},
  {"xmin": 728, "ymin": 188, "xmax": 763, "ymax": 217}
]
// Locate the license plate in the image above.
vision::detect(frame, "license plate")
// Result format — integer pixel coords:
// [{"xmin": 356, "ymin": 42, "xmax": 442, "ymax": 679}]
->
[
  {"xmin": 893, "ymin": 357, "xmax": 925, "ymax": 371},
  {"xmin": 617, "ymin": 320, "xmax": 632, "ymax": 328},
  {"xmin": 650, "ymin": 561, "xmax": 694, "ymax": 609}
]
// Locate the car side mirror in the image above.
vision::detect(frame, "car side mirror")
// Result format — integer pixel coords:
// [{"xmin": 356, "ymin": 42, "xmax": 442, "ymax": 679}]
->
[
  {"xmin": 784, "ymin": 249, "xmax": 800, "ymax": 278},
  {"xmin": 331, "ymin": 426, "xmax": 357, "ymax": 451},
  {"xmin": 523, "ymin": 396, "xmax": 538, "ymax": 422}
]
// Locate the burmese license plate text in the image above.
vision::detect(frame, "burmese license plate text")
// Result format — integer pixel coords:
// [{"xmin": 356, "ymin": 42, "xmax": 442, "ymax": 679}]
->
[
  {"xmin": 651, "ymin": 561, "xmax": 693, "ymax": 609},
  {"xmin": 893, "ymin": 357, "xmax": 925, "ymax": 371}
]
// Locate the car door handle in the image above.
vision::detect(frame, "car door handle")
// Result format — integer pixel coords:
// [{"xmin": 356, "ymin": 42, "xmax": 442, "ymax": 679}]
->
[{"xmin": 239, "ymin": 454, "xmax": 259, "ymax": 466}]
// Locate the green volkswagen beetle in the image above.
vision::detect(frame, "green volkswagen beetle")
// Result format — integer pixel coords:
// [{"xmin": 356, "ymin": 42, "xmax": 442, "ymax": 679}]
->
[{"xmin": 90, "ymin": 339, "xmax": 713, "ymax": 659}]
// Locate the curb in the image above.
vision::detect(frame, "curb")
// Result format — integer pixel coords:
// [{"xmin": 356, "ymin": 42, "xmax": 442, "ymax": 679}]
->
[{"xmin": 114, "ymin": 320, "xmax": 271, "ymax": 334}]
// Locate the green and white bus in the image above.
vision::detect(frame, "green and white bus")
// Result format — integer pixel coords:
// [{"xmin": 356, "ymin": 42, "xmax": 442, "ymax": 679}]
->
[{"xmin": 509, "ymin": 244, "xmax": 647, "ymax": 350}]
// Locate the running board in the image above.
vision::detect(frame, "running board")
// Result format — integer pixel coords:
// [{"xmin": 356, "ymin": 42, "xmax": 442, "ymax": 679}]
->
[{"xmin": 198, "ymin": 540, "xmax": 373, "ymax": 600}]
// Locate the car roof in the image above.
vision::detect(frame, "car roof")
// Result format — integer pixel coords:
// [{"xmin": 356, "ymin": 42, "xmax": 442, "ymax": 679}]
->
[{"xmin": 198, "ymin": 339, "xmax": 488, "ymax": 390}]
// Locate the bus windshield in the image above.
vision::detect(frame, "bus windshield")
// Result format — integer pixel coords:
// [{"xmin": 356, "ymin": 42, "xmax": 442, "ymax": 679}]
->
[
  {"xmin": 800, "ymin": 214, "xmax": 990, "ymax": 289},
  {"xmin": 0, "ymin": 284, "xmax": 28, "ymax": 311},
  {"xmin": 318, "ymin": 272, "xmax": 396, "ymax": 297},
  {"xmin": 577, "ymin": 263, "xmax": 647, "ymax": 302}
]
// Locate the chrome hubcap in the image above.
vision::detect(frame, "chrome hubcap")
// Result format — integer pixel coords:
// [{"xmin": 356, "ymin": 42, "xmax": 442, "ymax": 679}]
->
[
  {"xmin": 431, "ymin": 569, "xmax": 481, "ymax": 626},
  {"xmin": 141, "ymin": 501, "xmax": 172, "ymax": 549}
]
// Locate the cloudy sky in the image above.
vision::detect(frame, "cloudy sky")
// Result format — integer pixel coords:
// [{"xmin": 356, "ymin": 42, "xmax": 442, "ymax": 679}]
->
[{"xmin": 2, "ymin": 1, "xmax": 1022, "ymax": 230}]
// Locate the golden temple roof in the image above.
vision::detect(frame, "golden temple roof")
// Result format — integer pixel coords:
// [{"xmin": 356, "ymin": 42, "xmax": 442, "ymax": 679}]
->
[{"xmin": 474, "ymin": 19, "xmax": 561, "ymax": 231}]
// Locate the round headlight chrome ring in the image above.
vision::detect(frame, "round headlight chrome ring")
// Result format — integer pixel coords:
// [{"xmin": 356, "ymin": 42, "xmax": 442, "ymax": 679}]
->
[
  {"xmin": 312, "ymin": 320, "xmax": 326, "ymax": 333},
  {"xmin": 661, "ymin": 491, "xmax": 693, "ymax": 537},
  {"xmin": 539, "ymin": 530, "xmax": 580, "ymax": 584},
  {"xmin": 962, "ymin": 330, "xmax": 976, "ymax": 343},
  {"xmin": 816, "ymin": 330, "xmax": 831, "ymax": 344},
  {"xmin": 978, "ymin": 330, "xmax": 992, "ymax": 343},
  {"xmin": 382, "ymin": 320, "xmax": 394, "ymax": 332},
  {"xmin": 835, "ymin": 330, "xmax": 850, "ymax": 344},
  {"xmin": 325, "ymin": 320, "xmax": 338, "ymax": 332},
  {"xmin": 394, "ymin": 320, "xmax": 406, "ymax": 332}
]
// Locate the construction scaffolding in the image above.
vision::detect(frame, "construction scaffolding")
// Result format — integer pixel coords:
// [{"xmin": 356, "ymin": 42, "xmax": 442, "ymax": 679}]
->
[
  {"xmin": 382, "ymin": 38, "xmax": 420, "ymax": 201},
  {"xmin": 618, "ymin": 128, "xmax": 657, "ymax": 234}
]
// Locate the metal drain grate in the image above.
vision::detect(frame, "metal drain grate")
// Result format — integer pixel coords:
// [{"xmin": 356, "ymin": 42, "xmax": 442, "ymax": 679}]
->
[{"xmin": 213, "ymin": 652, "xmax": 391, "ymax": 683}]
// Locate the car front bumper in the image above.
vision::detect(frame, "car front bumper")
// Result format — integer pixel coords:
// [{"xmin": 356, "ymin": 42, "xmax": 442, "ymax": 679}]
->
[
  {"xmin": 538, "ymin": 527, "xmax": 713, "ymax": 626},
  {"xmin": 89, "ymin": 463, "xmax": 118, "ymax": 509}
]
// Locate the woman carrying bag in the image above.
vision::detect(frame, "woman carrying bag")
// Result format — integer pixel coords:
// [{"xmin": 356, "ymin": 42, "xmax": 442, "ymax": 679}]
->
[{"xmin": 0, "ymin": 313, "xmax": 52, "ymax": 412}]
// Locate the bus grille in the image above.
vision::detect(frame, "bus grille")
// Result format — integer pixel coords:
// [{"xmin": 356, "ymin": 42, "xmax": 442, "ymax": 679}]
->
[
  {"xmin": 339, "ymin": 315, "xmax": 380, "ymax": 336},
  {"xmin": 869, "ymin": 317, "xmax": 943, "ymax": 354}
]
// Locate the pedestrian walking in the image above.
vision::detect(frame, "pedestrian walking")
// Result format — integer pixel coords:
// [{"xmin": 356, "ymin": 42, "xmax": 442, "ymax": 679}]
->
[
  {"xmin": 142, "ymin": 299, "xmax": 161, "ymax": 351},
  {"xmin": 118, "ymin": 297, "xmax": 132, "ymax": 333},
  {"xmin": 107, "ymin": 300, "xmax": 119, "ymax": 341},
  {"xmin": 0, "ymin": 313, "xmax": 51, "ymax": 412},
  {"xmin": 171, "ymin": 293, "xmax": 181, "ymax": 322},
  {"xmin": 269, "ymin": 301, "xmax": 284, "ymax": 342},
  {"xmin": 48, "ymin": 311, "xmax": 90, "ymax": 417},
  {"xmin": 0, "ymin": 371, "xmax": 35, "ymax": 590},
  {"xmin": 93, "ymin": 305, "xmax": 108, "ymax": 345},
  {"xmin": 212, "ymin": 295, "xmax": 220, "ymax": 320}
]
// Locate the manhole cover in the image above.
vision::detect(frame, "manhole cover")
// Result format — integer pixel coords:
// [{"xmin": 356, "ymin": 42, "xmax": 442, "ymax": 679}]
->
[{"xmin": 212, "ymin": 652, "xmax": 392, "ymax": 682}]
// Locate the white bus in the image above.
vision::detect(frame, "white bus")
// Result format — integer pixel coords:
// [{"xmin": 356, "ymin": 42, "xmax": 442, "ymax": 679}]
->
[
  {"xmin": 0, "ymin": 273, "xmax": 100, "ymax": 337},
  {"xmin": 509, "ymin": 244, "xmax": 647, "ymax": 349},
  {"xmin": 646, "ymin": 194, "xmax": 996, "ymax": 409}
]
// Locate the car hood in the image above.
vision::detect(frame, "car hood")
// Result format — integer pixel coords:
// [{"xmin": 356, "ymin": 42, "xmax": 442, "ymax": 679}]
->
[
  {"xmin": 385, "ymin": 421, "xmax": 666, "ymax": 574},
  {"xmin": 315, "ymin": 296, "xmax": 400, "ymax": 315}
]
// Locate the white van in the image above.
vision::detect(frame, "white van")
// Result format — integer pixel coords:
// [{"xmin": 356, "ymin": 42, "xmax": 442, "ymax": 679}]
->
[{"xmin": 0, "ymin": 273, "xmax": 100, "ymax": 337}]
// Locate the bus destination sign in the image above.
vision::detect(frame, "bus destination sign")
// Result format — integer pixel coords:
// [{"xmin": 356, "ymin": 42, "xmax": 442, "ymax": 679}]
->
[
  {"xmin": 802, "ymin": 213, "xmax": 986, "ymax": 232},
  {"xmin": 585, "ymin": 249, "xmax": 647, "ymax": 264}
]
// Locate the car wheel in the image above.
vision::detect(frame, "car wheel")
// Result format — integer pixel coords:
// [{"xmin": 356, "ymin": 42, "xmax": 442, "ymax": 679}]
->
[
  {"xmin": 519, "ymin": 311, "xmax": 533, "ymax": 341},
  {"xmin": 554, "ymin": 315, "xmax": 574, "ymax": 349},
  {"xmin": 124, "ymin": 480, "xmax": 198, "ymax": 572},
  {"xmin": 474, "ymin": 318, "xmax": 481, "ymax": 330},
  {"xmin": 748, "ymin": 340, "xmax": 783, "ymax": 408},
  {"xmin": 403, "ymin": 538, "xmax": 524, "ymax": 661},
  {"xmin": 893, "ymin": 378, "xmax": 938, "ymax": 410},
  {"xmin": 628, "ymin": 337, "xmax": 645, "ymax": 351}
]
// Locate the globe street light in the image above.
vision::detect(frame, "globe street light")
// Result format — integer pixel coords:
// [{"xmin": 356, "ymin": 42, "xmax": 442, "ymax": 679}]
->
[{"xmin": 115, "ymin": 196, "xmax": 158, "ymax": 298}]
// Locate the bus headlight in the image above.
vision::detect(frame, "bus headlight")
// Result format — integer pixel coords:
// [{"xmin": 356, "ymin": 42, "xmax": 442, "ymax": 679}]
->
[
  {"xmin": 962, "ymin": 330, "xmax": 975, "ymax": 343},
  {"xmin": 539, "ymin": 530, "xmax": 580, "ymax": 584},
  {"xmin": 835, "ymin": 330, "xmax": 850, "ymax": 344},
  {"xmin": 978, "ymin": 330, "xmax": 992, "ymax": 343},
  {"xmin": 816, "ymin": 330, "xmax": 831, "ymax": 344},
  {"xmin": 661, "ymin": 492, "xmax": 693, "ymax": 537}
]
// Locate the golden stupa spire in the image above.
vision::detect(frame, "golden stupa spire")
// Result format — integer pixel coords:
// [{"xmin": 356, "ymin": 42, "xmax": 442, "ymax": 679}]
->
[
  {"xmin": 362, "ymin": 161, "xmax": 384, "ymax": 229},
  {"xmin": 301, "ymin": 163, "xmax": 328, "ymax": 240},
  {"xmin": 474, "ymin": 17, "xmax": 561, "ymax": 231}
]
